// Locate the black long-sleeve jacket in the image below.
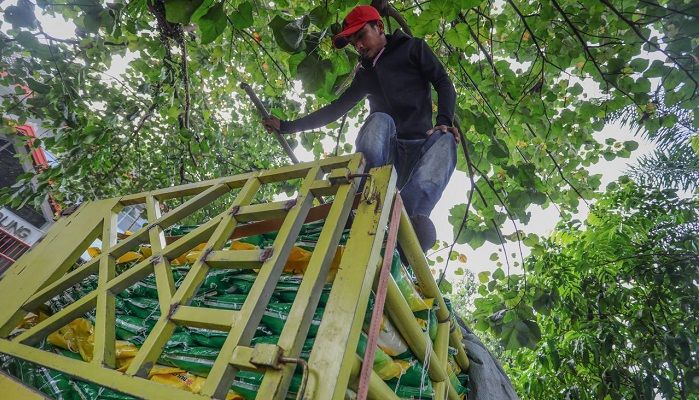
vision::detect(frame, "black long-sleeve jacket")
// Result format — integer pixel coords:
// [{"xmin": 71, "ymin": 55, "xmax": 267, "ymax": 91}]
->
[{"xmin": 279, "ymin": 30, "xmax": 456, "ymax": 140}]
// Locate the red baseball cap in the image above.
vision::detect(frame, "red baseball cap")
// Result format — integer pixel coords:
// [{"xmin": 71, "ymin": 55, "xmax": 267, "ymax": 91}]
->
[{"xmin": 333, "ymin": 5, "xmax": 382, "ymax": 49}]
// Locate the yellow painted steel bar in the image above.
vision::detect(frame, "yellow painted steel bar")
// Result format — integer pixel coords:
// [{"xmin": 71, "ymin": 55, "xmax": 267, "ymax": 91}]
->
[
  {"xmin": 256, "ymin": 154, "xmax": 359, "ymax": 183},
  {"xmin": 120, "ymin": 172, "xmax": 256, "ymax": 205},
  {"xmin": 92, "ymin": 208, "xmax": 118, "ymax": 368},
  {"xmin": 118, "ymin": 154, "xmax": 358, "ymax": 205},
  {"xmin": 21, "ymin": 257, "xmax": 100, "ymax": 311},
  {"xmin": 170, "ymin": 307, "xmax": 238, "ymax": 331},
  {"xmin": 305, "ymin": 165, "xmax": 397, "ymax": 400},
  {"xmin": 234, "ymin": 200, "xmax": 297, "ymax": 223},
  {"xmin": 20, "ymin": 210, "xmax": 223, "ymax": 319},
  {"xmin": 350, "ymin": 356, "xmax": 400, "ymax": 400},
  {"xmin": 0, "ymin": 198, "xmax": 118, "ymax": 337},
  {"xmin": 201, "ymin": 166, "xmax": 324, "ymax": 398},
  {"xmin": 126, "ymin": 177, "xmax": 261, "ymax": 378},
  {"xmin": 433, "ymin": 321, "xmax": 450, "ymax": 400},
  {"xmin": 110, "ymin": 183, "xmax": 231, "ymax": 258},
  {"xmin": 397, "ymin": 208, "xmax": 470, "ymax": 372},
  {"xmin": 257, "ymin": 155, "xmax": 363, "ymax": 400},
  {"xmin": 205, "ymin": 249, "xmax": 270, "ymax": 269},
  {"xmin": 0, "ymin": 339, "xmax": 210, "ymax": 400},
  {"xmin": 146, "ymin": 195, "xmax": 176, "ymax": 313},
  {"xmin": 229, "ymin": 345, "xmax": 257, "ymax": 371},
  {"xmin": 384, "ymin": 275, "xmax": 448, "ymax": 382},
  {"xmin": 0, "ymin": 370, "xmax": 48, "ymax": 399},
  {"xmin": 308, "ymin": 179, "xmax": 342, "ymax": 197}
]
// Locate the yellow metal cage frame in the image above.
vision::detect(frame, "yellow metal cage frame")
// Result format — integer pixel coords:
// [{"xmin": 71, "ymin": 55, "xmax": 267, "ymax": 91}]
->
[{"xmin": 0, "ymin": 154, "xmax": 469, "ymax": 400}]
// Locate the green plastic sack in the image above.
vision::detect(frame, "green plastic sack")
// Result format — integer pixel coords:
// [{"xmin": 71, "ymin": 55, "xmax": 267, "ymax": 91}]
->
[
  {"xmin": 356, "ymin": 333, "xmax": 407, "ymax": 380},
  {"xmin": 115, "ymin": 315, "xmax": 155, "ymax": 343},
  {"xmin": 261, "ymin": 303, "xmax": 324, "ymax": 337},
  {"xmin": 200, "ymin": 294, "xmax": 248, "ymax": 310},
  {"xmin": 229, "ymin": 274, "xmax": 258, "ymax": 294},
  {"xmin": 122, "ymin": 297, "xmax": 160, "ymax": 319},
  {"xmin": 391, "ymin": 382, "xmax": 434, "ymax": 399},
  {"xmin": 390, "ymin": 251, "xmax": 433, "ymax": 313},
  {"xmin": 167, "ymin": 225, "xmax": 200, "ymax": 236},
  {"xmin": 449, "ymin": 370, "xmax": 468, "ymax": 395},
  {"xmin": 201, "ymin": 270, "xmax": 240, "ymax": 294},
  {"xmin": 190, "ymin": 325, "xmax": 273, "ymax": 348},
  {"xmin": 160, "ymin": 346, "xmax": 219, "ymax": 375},
  {"xmin": 130, "ymin": 278, "xmax": 160, "ymax": 298},
  {"xmin": 274, "ymin": 276, "xmax": 332, "ymax": 305},
  {"xmin": 165, "ymin": 329, "xmax": 196, "ymax": 349},
  {"xmin": 73, "ymin": 379, "xmax": 137, "ymax": 400},
  {"xmin": 33, "ymin": 365, "xmax": 77, "ymax": 399},
  {"xmin": 394, "ymin": 359, "xmax": 431, "ymax": 388}
]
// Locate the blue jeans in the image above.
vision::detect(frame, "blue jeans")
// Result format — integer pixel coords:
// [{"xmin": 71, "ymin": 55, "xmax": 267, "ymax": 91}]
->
[{"xmin": 355, "ymin": 112, "xmax": 457, "ymax": 217}]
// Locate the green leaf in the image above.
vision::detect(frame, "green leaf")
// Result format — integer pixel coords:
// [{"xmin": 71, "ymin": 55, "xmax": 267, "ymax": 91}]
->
[
  {"xmin": 489, "ymin": 139, "xmax": 510, "ymax": 159},
  {"xmin": 492, "ymin": 267, "xmax": 505, "ymax": 280},
  {"xmin": 230, "ymin": 1, "xmax": 253, "ymax": 29},
  {"xmin": 269, "ymin": 15, "xmax": 309, "ymax": 53},
  {"xmin": 296, "ymin": 54, "xmax": 331, "ymax": 92},
  {"xmin": 309, "ymin": 5, "xmax": 331, "ymax": 27},
  {"xmin": 629, "ymin": 58, "xmax": 649, "ymax": 72},
  {"xmin": 438, "ymin": 278, "xmax": 453, "ymax": 294},
  {"xmin": 623, "ymin": 140, "xmax": 639, "ymax": 151},
  {"xmin": 533, "ymin": 291, "xmax": 555, "ymax": 315},
  {"xmin": 445, "ymin": 24, "xmax": 469, "ymax": 49},
  {"xmin": 4, "ymin": 0, "xmax": 37, "ymax": 29},
  {"xmin": 478, "ymin": 271, "xmax": 490, "ymax": 283},
  {"xmin": 454, "ymin": 267, "xmax": 464, "ymax": 275},
  {"xmin": 164, "ymin": 0, "xmax": 205, "ymax": 24},
  {"xmin": 198, "ymin": 2, "xmax": 226, "ymax": 44},
  {"xmin": 500, "ymin": 319, "xmax": 541, "ymax": 350}
]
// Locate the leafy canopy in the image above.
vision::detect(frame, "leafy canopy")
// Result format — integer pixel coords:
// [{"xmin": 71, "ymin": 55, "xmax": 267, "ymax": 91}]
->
[
  {"xmin": 0, "ymin": 0, "xmax": 696, "ymax": 251},
  {"xmin": 467, "ymin": 181, "xmax": 699, "ymax": 399}
]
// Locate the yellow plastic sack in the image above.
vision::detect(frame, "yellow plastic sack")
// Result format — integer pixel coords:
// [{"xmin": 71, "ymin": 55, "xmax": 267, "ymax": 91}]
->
[
  {"xmin": 326, "ymin": 246, "xmax": 344, "ymax": 282},
  {"xmin": 87, "ymin": 247, "xmax": 101, "ymax": 258},
  {"xmin": 230, "ymin": 240, "xmax": 258, "ymax": 250},
  {"xmin": 396, "ymin": 265, "xmax": 434, "ymax": 312},
  {"xmin": 117, "ymin": 251, "xmax": 143, "ymax": 264},
  {"xmin": 139, "ymin": 244, "xmax": 153, "ymax": 258},
  {"xmin": 48, "ymin": 318, "xmax": 139, "ymax": 363},
  {"xmin": 47, "ymin": 318, "xmax": 94, "ymax": 362},
  {"xmin": 172, "ymin": 243, "xmax": 207, "ymax": 265},
  {"xmin": 374, "ymin": 354, "xmax": 410, "ymax": 380},
  {"xmin": 151, "ymin": 371, "xmax": 244, "ymax": 400},
  {"xmin": 284, "ymin": 246, "xmax": 312, "ymax": 274}
]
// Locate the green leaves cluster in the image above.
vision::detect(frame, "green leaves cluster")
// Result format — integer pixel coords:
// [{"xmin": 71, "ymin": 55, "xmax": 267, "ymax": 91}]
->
[
  {"xmin": 0, "ymin": 0, "xmax": 696, "ymax": 246},
  {"xmin": 464, "ymin": 182, "xmax": 699, "ymax": 399}
]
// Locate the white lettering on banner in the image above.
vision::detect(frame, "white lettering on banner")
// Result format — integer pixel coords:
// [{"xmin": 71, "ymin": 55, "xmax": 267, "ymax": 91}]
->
[{"xmin": 0, "ymin": 208, "xmax": 44, "ymax": 243}]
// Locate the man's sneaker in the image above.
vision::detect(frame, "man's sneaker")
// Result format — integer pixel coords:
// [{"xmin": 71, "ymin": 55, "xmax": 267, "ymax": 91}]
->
[{"xmin": 410, "ymin": 214, "xmax": 436, "ymax": 253}]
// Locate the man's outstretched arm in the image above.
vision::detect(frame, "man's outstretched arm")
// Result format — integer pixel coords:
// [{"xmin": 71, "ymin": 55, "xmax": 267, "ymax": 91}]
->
[{"xmin": 264, "ymin": 76, "xmax": 366, "ymax": 134}]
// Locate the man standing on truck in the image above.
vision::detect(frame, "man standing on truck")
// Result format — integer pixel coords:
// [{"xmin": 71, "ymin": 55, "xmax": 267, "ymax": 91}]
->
[{"xmin": 263, "ymin": 5, "xmax": 458, "ymax": 252}]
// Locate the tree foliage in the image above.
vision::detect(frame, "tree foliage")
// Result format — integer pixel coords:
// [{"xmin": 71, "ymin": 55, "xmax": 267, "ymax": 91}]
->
[
  {"xmin": 0, "ymin": 0, "xmax": 696, "ymax": 246},
  {"xmin": 467, "ymin": 182, "xmax": 698, "ymax": 399}
]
